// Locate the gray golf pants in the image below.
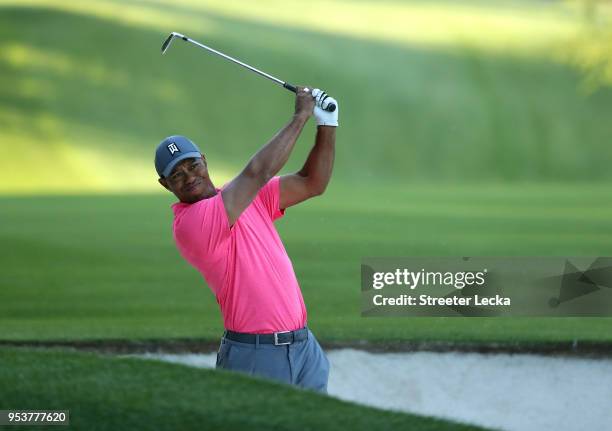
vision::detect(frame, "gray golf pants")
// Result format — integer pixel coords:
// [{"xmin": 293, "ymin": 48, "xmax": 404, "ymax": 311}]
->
[{"xmin": 215, "ymin": 327, "xmax": 330, "ymax": 394}]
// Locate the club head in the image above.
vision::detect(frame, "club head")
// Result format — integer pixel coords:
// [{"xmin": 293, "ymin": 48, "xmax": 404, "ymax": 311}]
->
[{"xmin": 161, "ymin": 32, "xmax": 187, "ymax": 55}]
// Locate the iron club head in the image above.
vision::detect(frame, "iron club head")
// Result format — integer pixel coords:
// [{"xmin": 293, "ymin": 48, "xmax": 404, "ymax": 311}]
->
[{"xmin": 161, "ymin": 32, "xmax": 187, "ymax": 55}]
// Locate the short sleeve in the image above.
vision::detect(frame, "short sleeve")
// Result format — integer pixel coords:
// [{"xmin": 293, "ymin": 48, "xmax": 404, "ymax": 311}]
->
[
  {"xmin": 257, "ymin": 176, "xmax": 285, "ymax": 221},
  {"xmin": 172, "ymin": 193, "xmax": 231, "ymax": 260}
]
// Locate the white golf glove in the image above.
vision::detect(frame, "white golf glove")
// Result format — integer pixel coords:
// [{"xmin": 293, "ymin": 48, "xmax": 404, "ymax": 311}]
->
[{"xmin": 312, "ymin": 88, "xmax": 339, "ymax": 127}]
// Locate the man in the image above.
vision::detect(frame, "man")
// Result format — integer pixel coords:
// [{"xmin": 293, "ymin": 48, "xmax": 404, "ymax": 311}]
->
[{"xmin": 154, "ymin": 87, "xmax": 338, "ymax": 393}]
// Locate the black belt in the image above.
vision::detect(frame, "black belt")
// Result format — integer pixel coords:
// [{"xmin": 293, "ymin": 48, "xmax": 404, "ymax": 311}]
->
[{"xmin": 223, "ymin": 327, "xmax": 308, "ymax": 346}]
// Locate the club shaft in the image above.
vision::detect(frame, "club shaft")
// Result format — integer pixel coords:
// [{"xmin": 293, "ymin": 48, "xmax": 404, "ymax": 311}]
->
[
  {"xmin": 163, "ymin": 32, "xmax": 336, "ymax": 112},
  {"xmin": 185, "ymin": 37, "xmax": 286, "ymax": 87}
]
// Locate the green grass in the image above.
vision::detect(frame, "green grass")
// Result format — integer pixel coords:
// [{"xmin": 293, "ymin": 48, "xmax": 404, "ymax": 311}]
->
[
  {"xmin": 1, "ymin": 2, "xmax": 610, "ymax": 427},
  {"xmin": 1, "ymin": 183, "xmax": 611, "ymax": 343},
  {"xmin": 0, "ymin": 1, "xmax": 610, "ymax": 343},
  {"xmin": 0, "ymin": 1, "xmax": 612, "ymax": 192},
  {"xmin": 0, "ymin": 347, "xmax": 487, "ymax": 430}
]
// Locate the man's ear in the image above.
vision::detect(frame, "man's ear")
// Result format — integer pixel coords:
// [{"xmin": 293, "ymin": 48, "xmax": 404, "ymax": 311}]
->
[{"xmin": 158, "ymin": 177, "xmax": 170, "ymax": 191}]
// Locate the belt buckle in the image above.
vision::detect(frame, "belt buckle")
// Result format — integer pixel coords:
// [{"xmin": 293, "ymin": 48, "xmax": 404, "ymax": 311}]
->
[{"xmin": 274, "ymin": 330, "xmax": 292, "ymax": 346}]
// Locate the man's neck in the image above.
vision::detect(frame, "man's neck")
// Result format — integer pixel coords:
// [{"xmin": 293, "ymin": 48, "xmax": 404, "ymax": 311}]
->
[{"xmin": 196, "ymin": 183, "xmax": 218, "ymax": 201}]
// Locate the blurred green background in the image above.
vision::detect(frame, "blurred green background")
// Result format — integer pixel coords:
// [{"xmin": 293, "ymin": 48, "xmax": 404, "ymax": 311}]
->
[{"xmin": 1, "ymin": 0, "xmax": 612, "ymax": 343}]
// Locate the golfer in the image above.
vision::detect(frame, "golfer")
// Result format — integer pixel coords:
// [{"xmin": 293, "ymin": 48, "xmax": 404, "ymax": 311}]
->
[{"xmin": 154, "ymin": 87, "xmax": 338, "ymax": 393}]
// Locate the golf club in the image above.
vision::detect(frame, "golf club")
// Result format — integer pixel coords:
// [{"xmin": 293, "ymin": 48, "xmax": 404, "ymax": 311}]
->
[{"xmin": 161, "ymin": 32, "xmax": 336, "ymax": 112}]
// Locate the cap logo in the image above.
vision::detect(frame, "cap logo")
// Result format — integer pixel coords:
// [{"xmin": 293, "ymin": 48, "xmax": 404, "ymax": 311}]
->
[{"xmin": 167, "ymin": 142, "xmax": 180, "ymax": 155}]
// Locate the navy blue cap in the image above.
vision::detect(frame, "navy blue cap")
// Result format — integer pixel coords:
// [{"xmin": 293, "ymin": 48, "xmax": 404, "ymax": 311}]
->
[{"xmin": 155, "ymin": 135, "xmax": 202, "ymax": 178}]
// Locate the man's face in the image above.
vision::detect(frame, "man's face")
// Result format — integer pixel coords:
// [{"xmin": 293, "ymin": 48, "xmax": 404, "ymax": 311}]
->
[{"xmin": 158, "ymin": 156, "xmax": 212, "ymax": 203}]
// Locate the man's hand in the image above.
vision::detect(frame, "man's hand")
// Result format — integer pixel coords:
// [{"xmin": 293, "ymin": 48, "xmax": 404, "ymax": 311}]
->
[
  {"xmin": 294, "ymin": 86, "xmax": 315, "ymax": 120},
  {"xmin": 312, "ymin": 89, "xmax": 339, "ymax": 127}
]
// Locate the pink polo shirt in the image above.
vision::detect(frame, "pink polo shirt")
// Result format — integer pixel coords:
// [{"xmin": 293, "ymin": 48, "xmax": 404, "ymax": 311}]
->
[{"xmin": 171, "ymin": 176, "xmax": 307, "ymax": 333}]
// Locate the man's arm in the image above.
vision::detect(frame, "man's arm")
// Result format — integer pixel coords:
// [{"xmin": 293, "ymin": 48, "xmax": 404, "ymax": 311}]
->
[
  {"xmin": 221, "ymin": 86, "xmax": 314, "ymax": 226},
  {"xmin": 280, "ymin": 89, "xmax": 338, "ymax": 209},
  {"xmin": 280, "ymin": 126, "xmax": 336, "ymax": 209}
]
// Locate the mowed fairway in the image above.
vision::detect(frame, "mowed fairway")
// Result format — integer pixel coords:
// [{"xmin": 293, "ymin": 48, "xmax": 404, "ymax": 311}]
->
[
  {"xmin": 0, "ymin": 0, "xmax": 611, "ymax": 345},
  {"xmin": 2, "ymin": 182, "xmax": 611, "ymax": 343}
]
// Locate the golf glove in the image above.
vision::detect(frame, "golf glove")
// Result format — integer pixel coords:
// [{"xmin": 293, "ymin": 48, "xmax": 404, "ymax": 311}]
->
[{"xmin": 312, "ymin": 88, "xmax": 339, "ymax": 127}]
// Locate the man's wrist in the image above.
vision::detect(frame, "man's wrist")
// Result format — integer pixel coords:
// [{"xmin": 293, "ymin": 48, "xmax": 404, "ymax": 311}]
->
[
  {"xmin": 293, "ymin": 112, "xmax": 310, "ymax": 124},
  {"xmin": 316, "ymin": 125, "xmax": 338, "ymax": 134}
]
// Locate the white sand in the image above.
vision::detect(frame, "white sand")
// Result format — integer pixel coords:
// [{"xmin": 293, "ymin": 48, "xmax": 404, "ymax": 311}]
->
[{"xmin": 134, "ymin": 349, "xmax": 612, "ymax": 431}]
